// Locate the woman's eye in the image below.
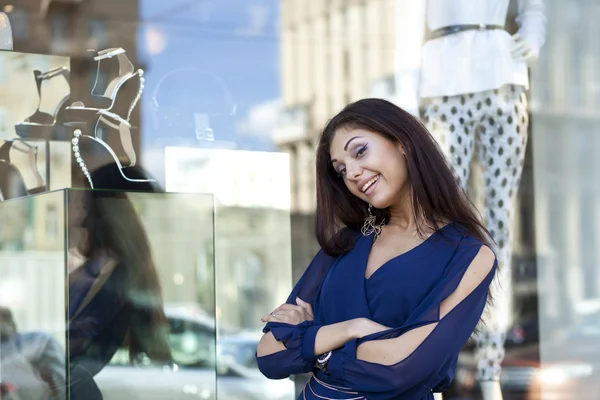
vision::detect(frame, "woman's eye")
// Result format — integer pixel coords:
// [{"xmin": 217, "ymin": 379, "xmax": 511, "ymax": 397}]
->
[
  {"xmin": 337, "ymin": 168, "xmax": 346, "ymax": 178},
  {"xmin": 356, "ymin": 145, "xmax": 367, "ymax": 157}
]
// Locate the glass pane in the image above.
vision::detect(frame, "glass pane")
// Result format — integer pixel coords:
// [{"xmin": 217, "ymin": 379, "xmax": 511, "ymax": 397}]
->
[
  {"xmin": 531, "ymin": 1, "xmax": 600, "ymax": 398},
  {"xmin": 66, "ymin": 189, "xmax": 215, "ymax": 400},
  {"xmin": 0, "ymin": 190, "xmax": 67, "ymax": 400},
  {"xmin": 0, "ymin": 51, "xmax": 72, "ymax": 192},
  {"xmin": 164, "ymin": 147, "xmax": 296, "ymax": 399},
  {"xmin": 9, "ymin": 0, "xmax": 600, "ymax": 399}
]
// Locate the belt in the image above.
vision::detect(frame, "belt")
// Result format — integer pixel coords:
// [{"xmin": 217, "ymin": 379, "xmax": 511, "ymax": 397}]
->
[{"xmin": 427, "ymin": 24, "xmax": 504, "ymax": 41}]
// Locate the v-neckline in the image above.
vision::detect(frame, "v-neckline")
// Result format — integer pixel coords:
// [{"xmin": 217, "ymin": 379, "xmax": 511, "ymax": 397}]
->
[{"xmin": 363, "ymin": 223, "xmax": 452, "ymax": 281}]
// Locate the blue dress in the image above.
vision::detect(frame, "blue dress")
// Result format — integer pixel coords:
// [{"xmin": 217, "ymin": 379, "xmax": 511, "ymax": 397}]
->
[{"xmin": 256, "ymin": 224, "xmax": 497, "ymax": 400}]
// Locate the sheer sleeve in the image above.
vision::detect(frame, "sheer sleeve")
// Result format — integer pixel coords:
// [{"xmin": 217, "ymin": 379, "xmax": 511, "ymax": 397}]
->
[
  {"xmin": 326, "ymin": 243, "xmax": 497, "ymax": 397},
  {"xmin": 256, "ymin": 248, "xmax": 337, "ymax": 379}
]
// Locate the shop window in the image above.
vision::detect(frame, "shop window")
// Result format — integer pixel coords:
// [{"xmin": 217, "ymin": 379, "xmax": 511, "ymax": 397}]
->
[
  {"xmin": 0, "ymin": 107, "xmax": 7, "ymax": 135},
  {"xmin": 50, "ymin": 11, "xmax": 69, "ymax": 53},
  {"xmin": 44, "ymin": 204, "xmax": 58, "ymax": 239},
  {"xmin": 7, "ymin": 8, "xmax": 27, "ymax": 40},
  {"xmin": 88, "ymin": 17, "xmax": 107, "ymax": 49}
]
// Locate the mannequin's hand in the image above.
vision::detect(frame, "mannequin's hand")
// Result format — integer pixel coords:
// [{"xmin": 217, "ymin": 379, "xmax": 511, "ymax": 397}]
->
[{"xmin": 510, "ymin": 33, "xmax": 538, "ymax": 64}]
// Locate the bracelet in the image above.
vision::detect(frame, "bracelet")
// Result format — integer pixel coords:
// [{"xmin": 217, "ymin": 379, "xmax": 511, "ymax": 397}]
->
[{"xmin": 316, "ymin": 351, "xmax": 332, "ymax": 374}]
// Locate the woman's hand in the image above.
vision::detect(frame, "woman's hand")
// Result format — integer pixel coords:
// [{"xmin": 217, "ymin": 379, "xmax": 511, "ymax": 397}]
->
[
  {"xmin": 350, "ymin": 318, "xmax": 391, "ymax": 339},
  {"xmin": 261, "ymin": 297, "xmax": 314, "ymax": 325}
]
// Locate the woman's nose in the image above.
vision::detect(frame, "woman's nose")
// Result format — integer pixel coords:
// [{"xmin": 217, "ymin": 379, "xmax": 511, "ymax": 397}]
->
[{"xmin": 346, "ymin": 163, "xmax": 362, "ymax": 180}]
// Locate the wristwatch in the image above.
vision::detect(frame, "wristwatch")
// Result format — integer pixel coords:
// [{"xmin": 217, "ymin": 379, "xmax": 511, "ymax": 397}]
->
[{"xmin": 315, "ymin": 351, "xmax": 332, "ymax": 374}]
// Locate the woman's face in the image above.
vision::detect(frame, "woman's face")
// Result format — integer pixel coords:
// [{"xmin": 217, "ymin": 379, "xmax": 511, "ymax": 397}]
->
[{"xmin": 329, "ymin": 127, "xmax": 409, "ymax": 209}]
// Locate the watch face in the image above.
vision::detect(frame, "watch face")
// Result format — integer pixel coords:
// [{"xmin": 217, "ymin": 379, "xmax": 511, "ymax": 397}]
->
[{"xmin": 317, "ymin": 351, "xmax": 332, "ymax": 364}]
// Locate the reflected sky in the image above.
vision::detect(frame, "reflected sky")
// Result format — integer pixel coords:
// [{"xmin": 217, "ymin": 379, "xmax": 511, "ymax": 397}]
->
[{"xmin": 138, "ymin": 0, "xmax": 280, "ymax": 152}]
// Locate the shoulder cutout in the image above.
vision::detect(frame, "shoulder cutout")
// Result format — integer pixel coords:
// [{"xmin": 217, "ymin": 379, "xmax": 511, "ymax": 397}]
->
[{"xmin": 440, "ymin": 245, "xmax": 496, "ymax": 319}]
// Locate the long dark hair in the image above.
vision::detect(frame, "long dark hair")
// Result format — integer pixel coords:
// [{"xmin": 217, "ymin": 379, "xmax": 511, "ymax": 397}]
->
[
  {"xmin": 77, "ymin": 164, "xmax": 171, "ymax": 363},
  {"xmin": 315, "ymin": 98, "xmax": 492, "ymax": 255}
]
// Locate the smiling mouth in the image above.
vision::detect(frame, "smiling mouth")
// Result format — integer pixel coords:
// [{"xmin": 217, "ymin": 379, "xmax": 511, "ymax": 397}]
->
[{"xmin": 361, "ymin": 175, "xmax": 380, "ymax": 193}]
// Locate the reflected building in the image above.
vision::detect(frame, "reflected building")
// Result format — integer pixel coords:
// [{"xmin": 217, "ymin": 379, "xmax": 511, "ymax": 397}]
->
[
  {"xmin": 531, "ymin": 0, "xmax": 600, "ymax": 334},
  {"xmin": 274, "ymin": 0, "xmax": 397, "ymax": 277},
  {"xmin": 164, "ymin": 147, "xmax": 293, "ymax": 331}
]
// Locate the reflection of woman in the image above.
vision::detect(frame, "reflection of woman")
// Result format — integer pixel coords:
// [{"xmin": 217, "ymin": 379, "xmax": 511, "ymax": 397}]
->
[
  {"xmin": 256, "ymin": 99, "xmax": 497, "ymax": 399},
  {"xmin": 68, "ymin": 164, "xmax": 171, "ymax": 399}
]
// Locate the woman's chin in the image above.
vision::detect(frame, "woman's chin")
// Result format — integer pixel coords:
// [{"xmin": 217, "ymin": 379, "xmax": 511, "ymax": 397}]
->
[{"xmin": 367, "ymin": 196, "xmax": 387, "ymax": 210}]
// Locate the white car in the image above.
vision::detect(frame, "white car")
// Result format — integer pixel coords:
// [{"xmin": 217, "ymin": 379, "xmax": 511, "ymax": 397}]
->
[{"xmin": 94, "ymin": 308, "xmax": 294, "ymax": 400}]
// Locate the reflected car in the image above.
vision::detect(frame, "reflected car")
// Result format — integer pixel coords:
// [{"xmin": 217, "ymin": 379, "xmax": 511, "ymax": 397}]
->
[
  {"xmin": 452, "ymin": 314, "xmax": 600, "ymax": 400},
  {"xmin": 95, "ymin": 308, "xmax": 294, "ymax": 400},
  {"xmin": 217, "ymin": 330, "xmax": 263, "ymax": 370}
]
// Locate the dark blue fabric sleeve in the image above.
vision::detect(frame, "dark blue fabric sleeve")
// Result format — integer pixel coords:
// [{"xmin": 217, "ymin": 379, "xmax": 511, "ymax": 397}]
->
[
  {"xmin": 256, "ymin": 248, "xmax": 337, "ymax": 379},
  {"xmin": 326, "ymin": 243, "xmax": 496, "ymax": 397}
]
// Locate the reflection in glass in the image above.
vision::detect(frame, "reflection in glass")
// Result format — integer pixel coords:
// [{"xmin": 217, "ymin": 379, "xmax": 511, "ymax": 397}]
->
[
  {"xmin": 15, "ymin": 66, "xmax": 71, "ymax": 141},
  {"xmin": 164, "ymin": 147, "xmax": 296, "ymax": 399},
  {"xmin": 0, "ymin": 191, "xmax": 66, "ymax": 400},
  {"xmin": 67, "ymin": 169, "xmax": 171, "ymax": 399},
  {"xmin": 66, "ymin": 163, "xmax": 216, "ymax": 400},
  {"xmin": 149, "ymin": 68, "xmax": 235, "ymax": 148},
  {"xmin": 0, "ymin": 11, "xmax": 13, "ymax": 50},
  {"xmin": 0, "ymin": 139, "xmax": 47, "ymax": 201},
  {"xmin": 530, "ymin": 1, "xmax": 600, "ymax": 399}
]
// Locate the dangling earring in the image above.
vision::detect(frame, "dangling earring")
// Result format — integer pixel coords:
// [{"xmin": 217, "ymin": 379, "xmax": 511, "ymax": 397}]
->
[{"xmin": 361, "ymin": 204, "xmax": 384, "ymax": 243}]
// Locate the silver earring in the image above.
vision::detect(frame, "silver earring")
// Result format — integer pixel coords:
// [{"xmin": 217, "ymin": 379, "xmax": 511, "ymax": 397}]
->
[{"xmin": 361, "ymin": 204, "xmax": 384, "ymax": 243}]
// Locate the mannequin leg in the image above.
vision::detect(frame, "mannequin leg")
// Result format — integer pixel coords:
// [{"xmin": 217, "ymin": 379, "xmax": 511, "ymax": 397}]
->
[
  {"xmin": 475, "ymin": 85, "xmax": 529, "ymax": 398},
  {"xmin": 424, "ymin": 87, "xmax": 528, "ymax": 399},
  {"xmin": 423, "ymin": 95, "xmax": 476, "ymax": 187},
  {"xmin": 423, "ymin": 96, "xmax": 478, "ymax": 400}
]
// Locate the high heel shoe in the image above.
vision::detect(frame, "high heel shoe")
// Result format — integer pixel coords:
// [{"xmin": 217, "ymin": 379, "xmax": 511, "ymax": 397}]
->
[
  {"xmin": 66, "ymin": 47, "xmax": 143, "ymax": 167},
  {"xmin": 71, "ymin": 129, "xmax": 155, "ymax": 189},
  {"xmin": 15, "ymin": 67, "xmax": 71, "ymax": 140},
  {"xmin": 67, "ymin": 48, "xmax": 141, "ymax": 112},
  {"xmin": 68, "ymin": 65, "xmax": 144, "ymax": 168},
  {"xmin": 0, "ymin": 140, "xmax": 46, "ymax": 200},
  {"xmin": 0, "ymin": 140, "xmax": 26, "ymax": 201}
]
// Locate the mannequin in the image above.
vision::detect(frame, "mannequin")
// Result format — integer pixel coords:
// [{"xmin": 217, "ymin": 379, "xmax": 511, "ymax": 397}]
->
[
  {"xmin": 417, "ymin": 1, "xmax": 546, "ymax": 399},
  {"xmin": 0, "ymin": 11, "xmax": 12, "ymax": 50}
]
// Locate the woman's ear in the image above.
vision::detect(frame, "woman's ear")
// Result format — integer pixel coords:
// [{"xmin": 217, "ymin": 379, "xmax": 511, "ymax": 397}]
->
[{"xmin": 397, "ymin": 143, "xmax": 406, "ymax": 156}]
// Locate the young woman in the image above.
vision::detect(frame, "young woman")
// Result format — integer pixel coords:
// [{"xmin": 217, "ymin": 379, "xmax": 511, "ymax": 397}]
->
[{"xmin": 256, "ymin": 99, "xmax": 497, "ymax": 400}]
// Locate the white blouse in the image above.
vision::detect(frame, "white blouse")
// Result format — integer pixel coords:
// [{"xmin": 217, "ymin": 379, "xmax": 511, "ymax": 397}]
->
[{"xmin": 419, "ymin": 0, "xmax": 547, "ymax": 98}]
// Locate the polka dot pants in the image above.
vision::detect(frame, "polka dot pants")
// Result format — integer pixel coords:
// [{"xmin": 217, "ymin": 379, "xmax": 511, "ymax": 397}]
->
[{"xmin": 423, "ymin": 85, "xmax": 529, "ymax": 381}]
